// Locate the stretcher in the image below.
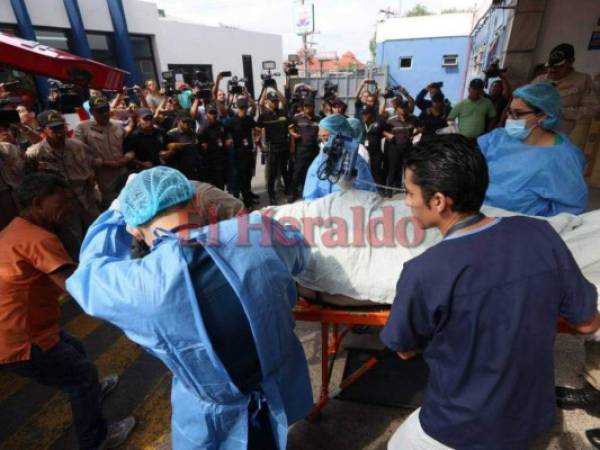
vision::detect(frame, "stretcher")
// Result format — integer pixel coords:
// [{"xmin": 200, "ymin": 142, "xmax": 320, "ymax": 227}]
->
[{"xmin": 293, "ymin": 289, "xmax": 576, "ymax": 422}]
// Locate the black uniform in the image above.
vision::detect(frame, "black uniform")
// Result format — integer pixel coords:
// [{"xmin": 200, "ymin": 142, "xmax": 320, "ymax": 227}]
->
[
  {"xmin": 419, "ymin": 108, "xmax": 448, "ymax": 136},
  {"xmin": 256, "ymin": 109, "xmax": 290, "ymax": 198},
  {"xmin": 198, "ymin": 121, "xmax": 228, "ymax": 190},
  {"xmin": 124, "ymin": 127, "xmax": 165, "ymax": 170},
  {"xmin": 290, "ymin": 112, "xmax": 320, "ymax": 198},
  {"xmin": 385, "ymin": 114, "xmax": 419, "ymax": 189},
  {"xmin": 362, "ymin": 117, "xmax": 387, "ymax": 185},
  {"xmin": 225, "ymin": 115, "xmax": 256, "ymax": 207},
  {"xmin": 165, "ymin": 128, "xmax": 204, "ymax": 181}
]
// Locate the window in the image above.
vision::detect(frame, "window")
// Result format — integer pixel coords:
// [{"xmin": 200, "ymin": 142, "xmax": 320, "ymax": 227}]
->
[
  {"xmin": 34, "ymin": 28, "xmax": 70, "ymax": 51},
  {"xmin": 442, "ymin": 54, "xmax": 459, "ymax": 67},
  {"xmin": 130, "ymin": 35, "xmax": 158, "ymax": 83},
  {"xmin": 399, "ymin": 57, "xmax": 412, "ymax": 69},
  {"xmin": 87, "ymin": 32, "xmax": 117, "ymax": 67}
]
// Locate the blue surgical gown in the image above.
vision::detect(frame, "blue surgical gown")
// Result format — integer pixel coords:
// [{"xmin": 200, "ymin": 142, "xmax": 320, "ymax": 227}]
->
[
  {"xmin": 302, "ymin": 151, "xmax": 377, "ymax": 200},
  {"xmin": 478, "ymin": 128, "xmax": 588, "ymax": 216},
  {"xmin": 66, "ymin": 210, "xmax": 313, "ymax": 450}
]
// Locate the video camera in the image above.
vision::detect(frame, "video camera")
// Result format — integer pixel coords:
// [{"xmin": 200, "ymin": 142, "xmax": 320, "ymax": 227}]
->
[
  {"xmin": 323, "ymin": 80, "xmax": 338, "ymax": 101},
  {"xmin": 382, "ymin": 85, "xmax": 405, "ymax": 100},
  {"xmin": 161, "ymin": 70, "xmax": 177, "ymax": 97},
  {"xmin": 261, "ymin": 61, "xmax": 280, "ymax": 88},
  {"xmin": 484, "ymin": 60, "xmax": 507, "ymax": 81},
  {"xmin": 192, "ymin": 70, "xmax": 213, "ymax": 102},
  {"xmin": 227, "ymin": 76, "xmax": 247, "ymax": 96},
  {"xmin": 284, "ymin": 54, "xmax": 299, "ymax": 77},
  {"xmin": 48, "ymin": 79, "xmax": 82, "ymax": 113}
]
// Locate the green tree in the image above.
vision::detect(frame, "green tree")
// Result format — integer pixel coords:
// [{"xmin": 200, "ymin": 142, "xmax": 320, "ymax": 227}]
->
[{"xmin": 404, "ymin": 4, "xmax": 433, "ymax": 17}]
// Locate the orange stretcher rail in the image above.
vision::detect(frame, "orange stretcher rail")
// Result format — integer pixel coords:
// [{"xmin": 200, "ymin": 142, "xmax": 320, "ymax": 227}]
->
[{"xmin": 293, "ymin": 297, "xmax": 576, "ymax": 421}]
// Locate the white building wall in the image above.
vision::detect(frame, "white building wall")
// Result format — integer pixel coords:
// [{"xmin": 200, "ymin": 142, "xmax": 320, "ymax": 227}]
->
[
  {"xmin": 1, "ymin": 0, "xmax": 284, "ymax": 90},
  {"xmin": 534, "ymin": 0, "xmax": 600, "ymax": 76},
  {"xmin": 155, "ymin": 19, "xmax": 283, "ymax": 92}
]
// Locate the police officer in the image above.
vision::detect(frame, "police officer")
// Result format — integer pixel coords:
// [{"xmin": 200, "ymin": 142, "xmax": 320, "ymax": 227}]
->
[
  {"xmin": 288, "ymin": 99, "xmax": 320, "ymax": 201},
  {"xmin": 361, "ymin": 106, "xmax": 386, "ymax": 186},
  {"xmin": 123, "ymin": 108, "xmax": 165, "ymax": 171},
  {"xmin": 225, "ymin": 98, "xmax": 258, "ymax": 208},
  {"xmin": 75, "ymin": 97, "xmax": 129, "ymax": 208},
  {"xmin": 383, "ymin": 99, "xmax": 420, "ymax": 192},
  {"xmin": 25, "ymin": 110, "xmax": 100, "ymax": 259},
  {"xmin": 198, "ymin": 106, "xmax": 229, "ymax": 190},
  {"xmin": 164, "ymin": 111, "xmax": 205, "ymax": 182},
  {"xmin": 257, "ymin": 91, "xmax": 290, "ymax": 205}
]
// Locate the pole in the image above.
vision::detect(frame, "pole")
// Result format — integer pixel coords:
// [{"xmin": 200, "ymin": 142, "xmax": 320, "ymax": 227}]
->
[{"xmin": 303, "ymin": 33, "xmax": 309, "ymax": 79}]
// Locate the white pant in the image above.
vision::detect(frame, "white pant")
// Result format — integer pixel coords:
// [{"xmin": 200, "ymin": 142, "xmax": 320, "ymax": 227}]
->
[{"xmin": 388, "ymin": 408, "xmax": 454, "ymax": 450}]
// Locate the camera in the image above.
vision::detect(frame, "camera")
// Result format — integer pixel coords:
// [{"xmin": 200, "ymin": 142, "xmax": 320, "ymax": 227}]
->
[
  {"xmin": 382, "ymin": 86, "xmax": 404, "ymax": 100},
  {"xmin": 261, "ymin": 61, "xmax": 280, "ymax": 88},
  {"xmin": 192, "ymin": 70, "xmax": 213, "ymax": 102},
  {"xmin": 227, "ymin": 76, "xmax": 247, "ymax": 95},
  {"xmin": 323, "ymin": 80, "xmax": 338, "ymax": 101},
  {"xmin": 484, "ymin": 60, "xmax": 507, "ymax": 79},
  {"xmin": 285, "ymin": 54, "xmax": 299, "ymax": 77},
  {"xmin": 48, "ymin": 79, "xmax": 82, "ymax": 113},
  {"xmin": 161, "ymin": 70, "xmax": 177, "ymax": 97}
]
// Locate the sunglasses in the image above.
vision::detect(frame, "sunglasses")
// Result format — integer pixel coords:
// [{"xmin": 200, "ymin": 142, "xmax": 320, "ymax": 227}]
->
[{"xmin": 507, "ymin": 109, "xmax": 538, "ymax": 119}]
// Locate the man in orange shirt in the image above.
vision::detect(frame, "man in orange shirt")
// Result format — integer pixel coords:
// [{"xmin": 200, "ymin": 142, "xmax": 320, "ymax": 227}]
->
[{"xmin": 0, "ymin": 173, "xmax": 134, "ymax": 450}]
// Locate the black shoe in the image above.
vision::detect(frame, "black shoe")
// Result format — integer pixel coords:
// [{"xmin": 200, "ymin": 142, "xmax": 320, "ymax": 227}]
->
[
  {"xmin": 250, "ymin": 191, "xmax": 259, "ymax": 199},
  {"xmin": 99, "ymin": 374, "xmax": 119, "ymax": 404},
  {"xmin": 556, "ymin": 383, "xmax": 600, "ymax": 411},
  {"xmin": 587, "ymin": 428, "xmax": 600, "ymax": 449},
  {"xmin": 269, "ymin": 195, "xmax": 277, "ymax": 205},
  {"xmin": 97, "ymin": 416, "xmax": 135, "ymax": 450}
]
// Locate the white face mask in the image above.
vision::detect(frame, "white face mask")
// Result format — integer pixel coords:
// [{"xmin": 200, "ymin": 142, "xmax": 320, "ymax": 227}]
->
[{"xmin": 319, "ymin": 142, "xmax": 326, "ymax": 152}]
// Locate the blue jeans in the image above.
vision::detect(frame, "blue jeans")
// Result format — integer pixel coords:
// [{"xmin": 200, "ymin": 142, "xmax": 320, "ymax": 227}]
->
[{"xmin": 1, "ymin": 331, "xmax": 107, "ymax": 449}]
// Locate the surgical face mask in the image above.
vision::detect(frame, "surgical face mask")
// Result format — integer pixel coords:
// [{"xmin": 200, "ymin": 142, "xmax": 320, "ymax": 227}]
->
[
  {"xmin": 319, "ymin": 142, "xmax": 325, "ymax": 151},
  {"xmin": 505, "ymin": 119, "xmax": 534, "ymax": 140}
]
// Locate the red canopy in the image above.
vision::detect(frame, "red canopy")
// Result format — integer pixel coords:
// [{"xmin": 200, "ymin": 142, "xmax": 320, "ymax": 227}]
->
[{"xmin": 0, "ymin": 33, "xmax": 128, "ymax": 90}]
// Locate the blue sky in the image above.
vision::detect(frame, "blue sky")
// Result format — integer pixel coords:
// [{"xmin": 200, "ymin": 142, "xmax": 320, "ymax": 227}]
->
[{"xmin": 153, "ymin": 0, "xmax": 487, "ymax": 62}]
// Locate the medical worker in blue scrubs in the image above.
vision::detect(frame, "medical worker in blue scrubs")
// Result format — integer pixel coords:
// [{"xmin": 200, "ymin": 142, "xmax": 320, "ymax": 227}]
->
[
  {"xmin": 477, "ymin": 82, "xmax": 588, "ymax": 216},
  {"xmin": 66, "ymin": 167, "xmax": 313, "ymax": 450},
  {"xmin": 303, "ymin": 114, "xmax": 377, "ymax": 200}
]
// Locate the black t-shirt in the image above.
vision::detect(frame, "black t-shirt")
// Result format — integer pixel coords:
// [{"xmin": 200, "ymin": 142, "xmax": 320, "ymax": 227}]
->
[
  {"xmin": 186, "ymin": 245, "xmax": 262, "ymax": 393},
  {"xmin": 124, "ymin": 127, "xmax": 165, "ymax": 166},
  {"xmin": 291, "ymin": 113, "xmax": 319, "ymax": 148},
  {"xmin": 386, "ymin": 114, "xmax": 419, "ymax": 147},
  {"xmin": 165, "ymin": 128, "xmax": 203, "ymax": 181},
  {"xmin": 362, "ymin": 117, "xmax": 386, "ymax": 153},
  {"xmin": 257, "ymin": 109, "xmax": 289, "ymax": 149},
  {"xmin": 419, "ymin": 109, "xmax": 448, "ymax": 136},
  {"xmin": 380, "ymin": 217, "xmax": 598, "ymax": 449},
  {"xmin": 225, "ymin": 115, "xmax": 256, "ymax": 152}
]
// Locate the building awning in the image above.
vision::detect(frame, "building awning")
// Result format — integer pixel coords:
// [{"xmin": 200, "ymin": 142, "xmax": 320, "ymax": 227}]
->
[{"xmin": 0, "ymin": 33, "xmax": 128, "ymax": 90}]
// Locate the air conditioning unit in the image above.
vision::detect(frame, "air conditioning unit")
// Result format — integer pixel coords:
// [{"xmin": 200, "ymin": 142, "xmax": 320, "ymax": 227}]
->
[{"xmin": 442, "ymin": 55, "xmax": 459, "ymax": 67}]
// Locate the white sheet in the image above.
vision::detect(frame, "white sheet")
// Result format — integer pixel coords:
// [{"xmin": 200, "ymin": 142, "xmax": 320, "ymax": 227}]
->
[{"xmin": 270, "ymin": 190, "xmax": 600, "ymax": 305}]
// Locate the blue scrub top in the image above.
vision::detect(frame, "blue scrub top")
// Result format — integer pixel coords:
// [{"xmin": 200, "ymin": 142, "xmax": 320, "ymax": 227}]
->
[
  {"xmin": 380, "ymin": 216, "xmax": 598, "ymax": 450},
  {"xmin": 478, "ymin": 128, "xmax": 588, "ymax": 216}
]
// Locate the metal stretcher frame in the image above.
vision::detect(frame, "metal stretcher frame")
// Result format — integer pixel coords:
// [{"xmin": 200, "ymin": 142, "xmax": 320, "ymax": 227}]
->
[
  {"xmin": 293, "ymin": 297, "xmax": 575, "ymax": 422},
  {"xmin": 293, "ymin": 298, "xmax": 391, "ymax": 421}
]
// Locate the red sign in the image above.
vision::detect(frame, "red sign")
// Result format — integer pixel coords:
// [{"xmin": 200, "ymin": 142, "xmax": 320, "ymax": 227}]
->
[{"xmin": 0, "ymin": 33, "xmax": 128, "ymax": 90}]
